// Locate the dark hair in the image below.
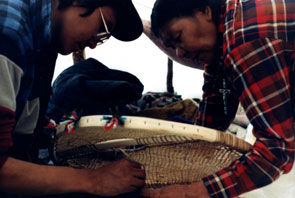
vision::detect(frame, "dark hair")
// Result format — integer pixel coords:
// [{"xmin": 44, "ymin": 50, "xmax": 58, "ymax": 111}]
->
[
  {"xmin": 58, "ymin": 0, "xmax": 117, "ymax": 17},
  {"xmin": 151, "ymin": 0, "xmax": 223, "ymax": 37}
]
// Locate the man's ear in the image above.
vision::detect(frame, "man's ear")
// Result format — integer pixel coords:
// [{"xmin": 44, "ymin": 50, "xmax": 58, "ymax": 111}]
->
[
  {"xmin": 203, "ymin": 6, "xmax": 213, "ymax": 21},
  {"xmin": 72, "ymin": 0, "xmax": 80, "ymax": 6}
]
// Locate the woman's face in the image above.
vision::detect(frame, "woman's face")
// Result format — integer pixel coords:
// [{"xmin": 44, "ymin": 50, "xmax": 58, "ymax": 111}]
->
[
  {"xmin": 52, "ymin": 3, "xmax": 116, "ymax": 55},
  {"xmin": 159, "ymin": 7, "xmax": 218, "ymax": 68}
]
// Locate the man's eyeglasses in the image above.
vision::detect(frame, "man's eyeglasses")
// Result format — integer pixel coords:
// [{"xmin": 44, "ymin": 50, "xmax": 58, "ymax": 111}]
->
[{"xmin": 95, "ymin": 8, "xmax": 111, "ymax": 45}]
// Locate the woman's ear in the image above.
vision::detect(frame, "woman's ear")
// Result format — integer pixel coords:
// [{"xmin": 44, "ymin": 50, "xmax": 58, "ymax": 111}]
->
[{"xmin": 193, "ymin": 6, "xmax": 213, "ymax": 22}]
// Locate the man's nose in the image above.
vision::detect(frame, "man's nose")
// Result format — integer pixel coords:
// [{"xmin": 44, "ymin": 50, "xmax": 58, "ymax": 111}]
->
[{"xmin": 176, "ymin": 47, "xmax": 186, "ymax": 58}]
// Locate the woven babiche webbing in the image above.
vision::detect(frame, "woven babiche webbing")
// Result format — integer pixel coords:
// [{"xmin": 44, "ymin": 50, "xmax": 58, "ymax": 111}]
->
[
  {"xmin": 54, "ymin": 115, "xmax": 252, "ymax": 188},
  {"xmin": 65, "ymin": 141, "xmax": 243, "ymax": 188}
]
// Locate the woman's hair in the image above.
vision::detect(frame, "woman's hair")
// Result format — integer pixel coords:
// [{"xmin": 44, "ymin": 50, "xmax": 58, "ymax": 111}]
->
[
  {"xmin": 151, "ymin": 0, "xmax": 223, "ymax": 37},
  {"xmin": 58, "ymin": 0, "xmax": 116, "ymax": 17}
]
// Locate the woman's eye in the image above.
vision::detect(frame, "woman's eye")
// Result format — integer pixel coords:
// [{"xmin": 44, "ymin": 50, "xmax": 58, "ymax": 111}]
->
[
  {"xmin": 174, "ymin": 33, "xmax": 181, "ymax": 43},
  {"xmin": 163, "ymin": 41, "xmax": 175, "ymax": 49},
  {"xmin": 167, "ymin": 44, "xmax": 175, "ymax": 49}
]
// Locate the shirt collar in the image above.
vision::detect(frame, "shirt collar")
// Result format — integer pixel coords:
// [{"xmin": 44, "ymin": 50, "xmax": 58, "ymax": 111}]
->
[
  {"xmin": 29, "ymin": 0, "xmax": 52, "ymax": 51},
  {"xmin": 213, "ymin": 2, "xmax": 226, "ymax": 66},
  {"xmin": 218, "ymin": 3, "xmax": 226, "ymax": 35}
]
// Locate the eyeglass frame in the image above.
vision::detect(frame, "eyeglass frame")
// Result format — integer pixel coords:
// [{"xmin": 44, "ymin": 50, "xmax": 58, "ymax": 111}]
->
[{"xmin": 95, "ymin": 7, "xmax": 111, "ymax": 45}]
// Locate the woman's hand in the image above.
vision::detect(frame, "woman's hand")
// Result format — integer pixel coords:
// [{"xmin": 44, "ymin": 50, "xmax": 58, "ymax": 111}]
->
[{"xmin": 141, "ymin": 181, "xmax": 210, "ymax": 198}]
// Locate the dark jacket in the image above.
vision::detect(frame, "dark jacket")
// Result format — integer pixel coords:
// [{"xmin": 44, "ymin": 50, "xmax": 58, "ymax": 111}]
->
[{"xmin": 47, "ymin": 58, "xmax": 144, "ymax": 121}]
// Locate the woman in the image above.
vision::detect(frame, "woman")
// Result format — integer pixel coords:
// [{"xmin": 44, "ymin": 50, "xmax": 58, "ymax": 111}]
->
[{"xmin": 142, "ymin": 0, "xmax": 295, "ymax": 197}]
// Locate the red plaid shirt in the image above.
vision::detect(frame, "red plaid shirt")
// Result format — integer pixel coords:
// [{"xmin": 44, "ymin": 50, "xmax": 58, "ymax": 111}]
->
[{"xmin": 197, "ymin": 0, "xmax": 295, "ymax": 197}]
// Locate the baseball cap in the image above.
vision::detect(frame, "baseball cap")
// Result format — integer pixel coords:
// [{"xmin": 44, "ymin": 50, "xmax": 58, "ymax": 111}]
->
[{"xmin": 111, "ymin": 0, "xmax": 143, "ymax": 41}]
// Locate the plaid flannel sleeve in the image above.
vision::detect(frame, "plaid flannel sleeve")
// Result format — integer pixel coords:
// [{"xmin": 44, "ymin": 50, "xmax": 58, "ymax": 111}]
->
[{"xmin": 201, "ymin": 38, "xmax": 295, "ymax": 197}]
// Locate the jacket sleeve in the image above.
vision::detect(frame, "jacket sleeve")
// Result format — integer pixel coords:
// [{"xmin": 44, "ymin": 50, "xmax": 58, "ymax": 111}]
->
[{"xmin": 0, "ymin": 55, "xmax": 23, "ymax": 167}]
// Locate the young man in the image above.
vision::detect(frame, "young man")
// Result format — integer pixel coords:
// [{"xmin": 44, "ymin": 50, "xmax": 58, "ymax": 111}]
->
[
  {"xmin": 0, "ymin": 0, "xmax": 145, "ymax": 196},
  {"xmin": 142, "ymin": 0, "xmax": 295, "ymax": 197}
]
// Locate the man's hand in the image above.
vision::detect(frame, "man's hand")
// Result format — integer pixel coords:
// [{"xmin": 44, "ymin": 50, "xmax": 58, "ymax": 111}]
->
[
  {"xmin": 0, "ymin": 157, "xmax": 144, "ymax": 196},
  {"xmin": 87, "ymin": 159, "xmax": 145, "ymax": 196},
  {"xmin": 140, "ymin": 181, "xmax": 210, "ymax": 198}
]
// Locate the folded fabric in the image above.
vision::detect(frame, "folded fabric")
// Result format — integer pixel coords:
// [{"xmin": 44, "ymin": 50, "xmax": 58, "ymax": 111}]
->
[
  {"xmin": 126, "ymin": 91, "xmax": 183, "ymax": 113},
  {"xmin": 47, "ymin": 58, "xmax": 144, "ymax": 120},
  {"xmin": 134, "ymin": 99, "xmax": 199, "ymax": 123}
]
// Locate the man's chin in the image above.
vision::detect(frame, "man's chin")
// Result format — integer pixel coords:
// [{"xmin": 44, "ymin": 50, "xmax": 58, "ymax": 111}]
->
[
  {"xmin": 58, "ymin": 48, "xmax": 73, "ymax": 55},
  {"xmin": 54, "ymin": 41, "xmax": 76, "ymax": 55}
]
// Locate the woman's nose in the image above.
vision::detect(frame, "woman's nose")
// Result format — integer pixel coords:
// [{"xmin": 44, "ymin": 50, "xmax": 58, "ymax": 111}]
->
[{"xmin": 176, "ymin": 47, "xmax": 186, "ymax": 58}]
